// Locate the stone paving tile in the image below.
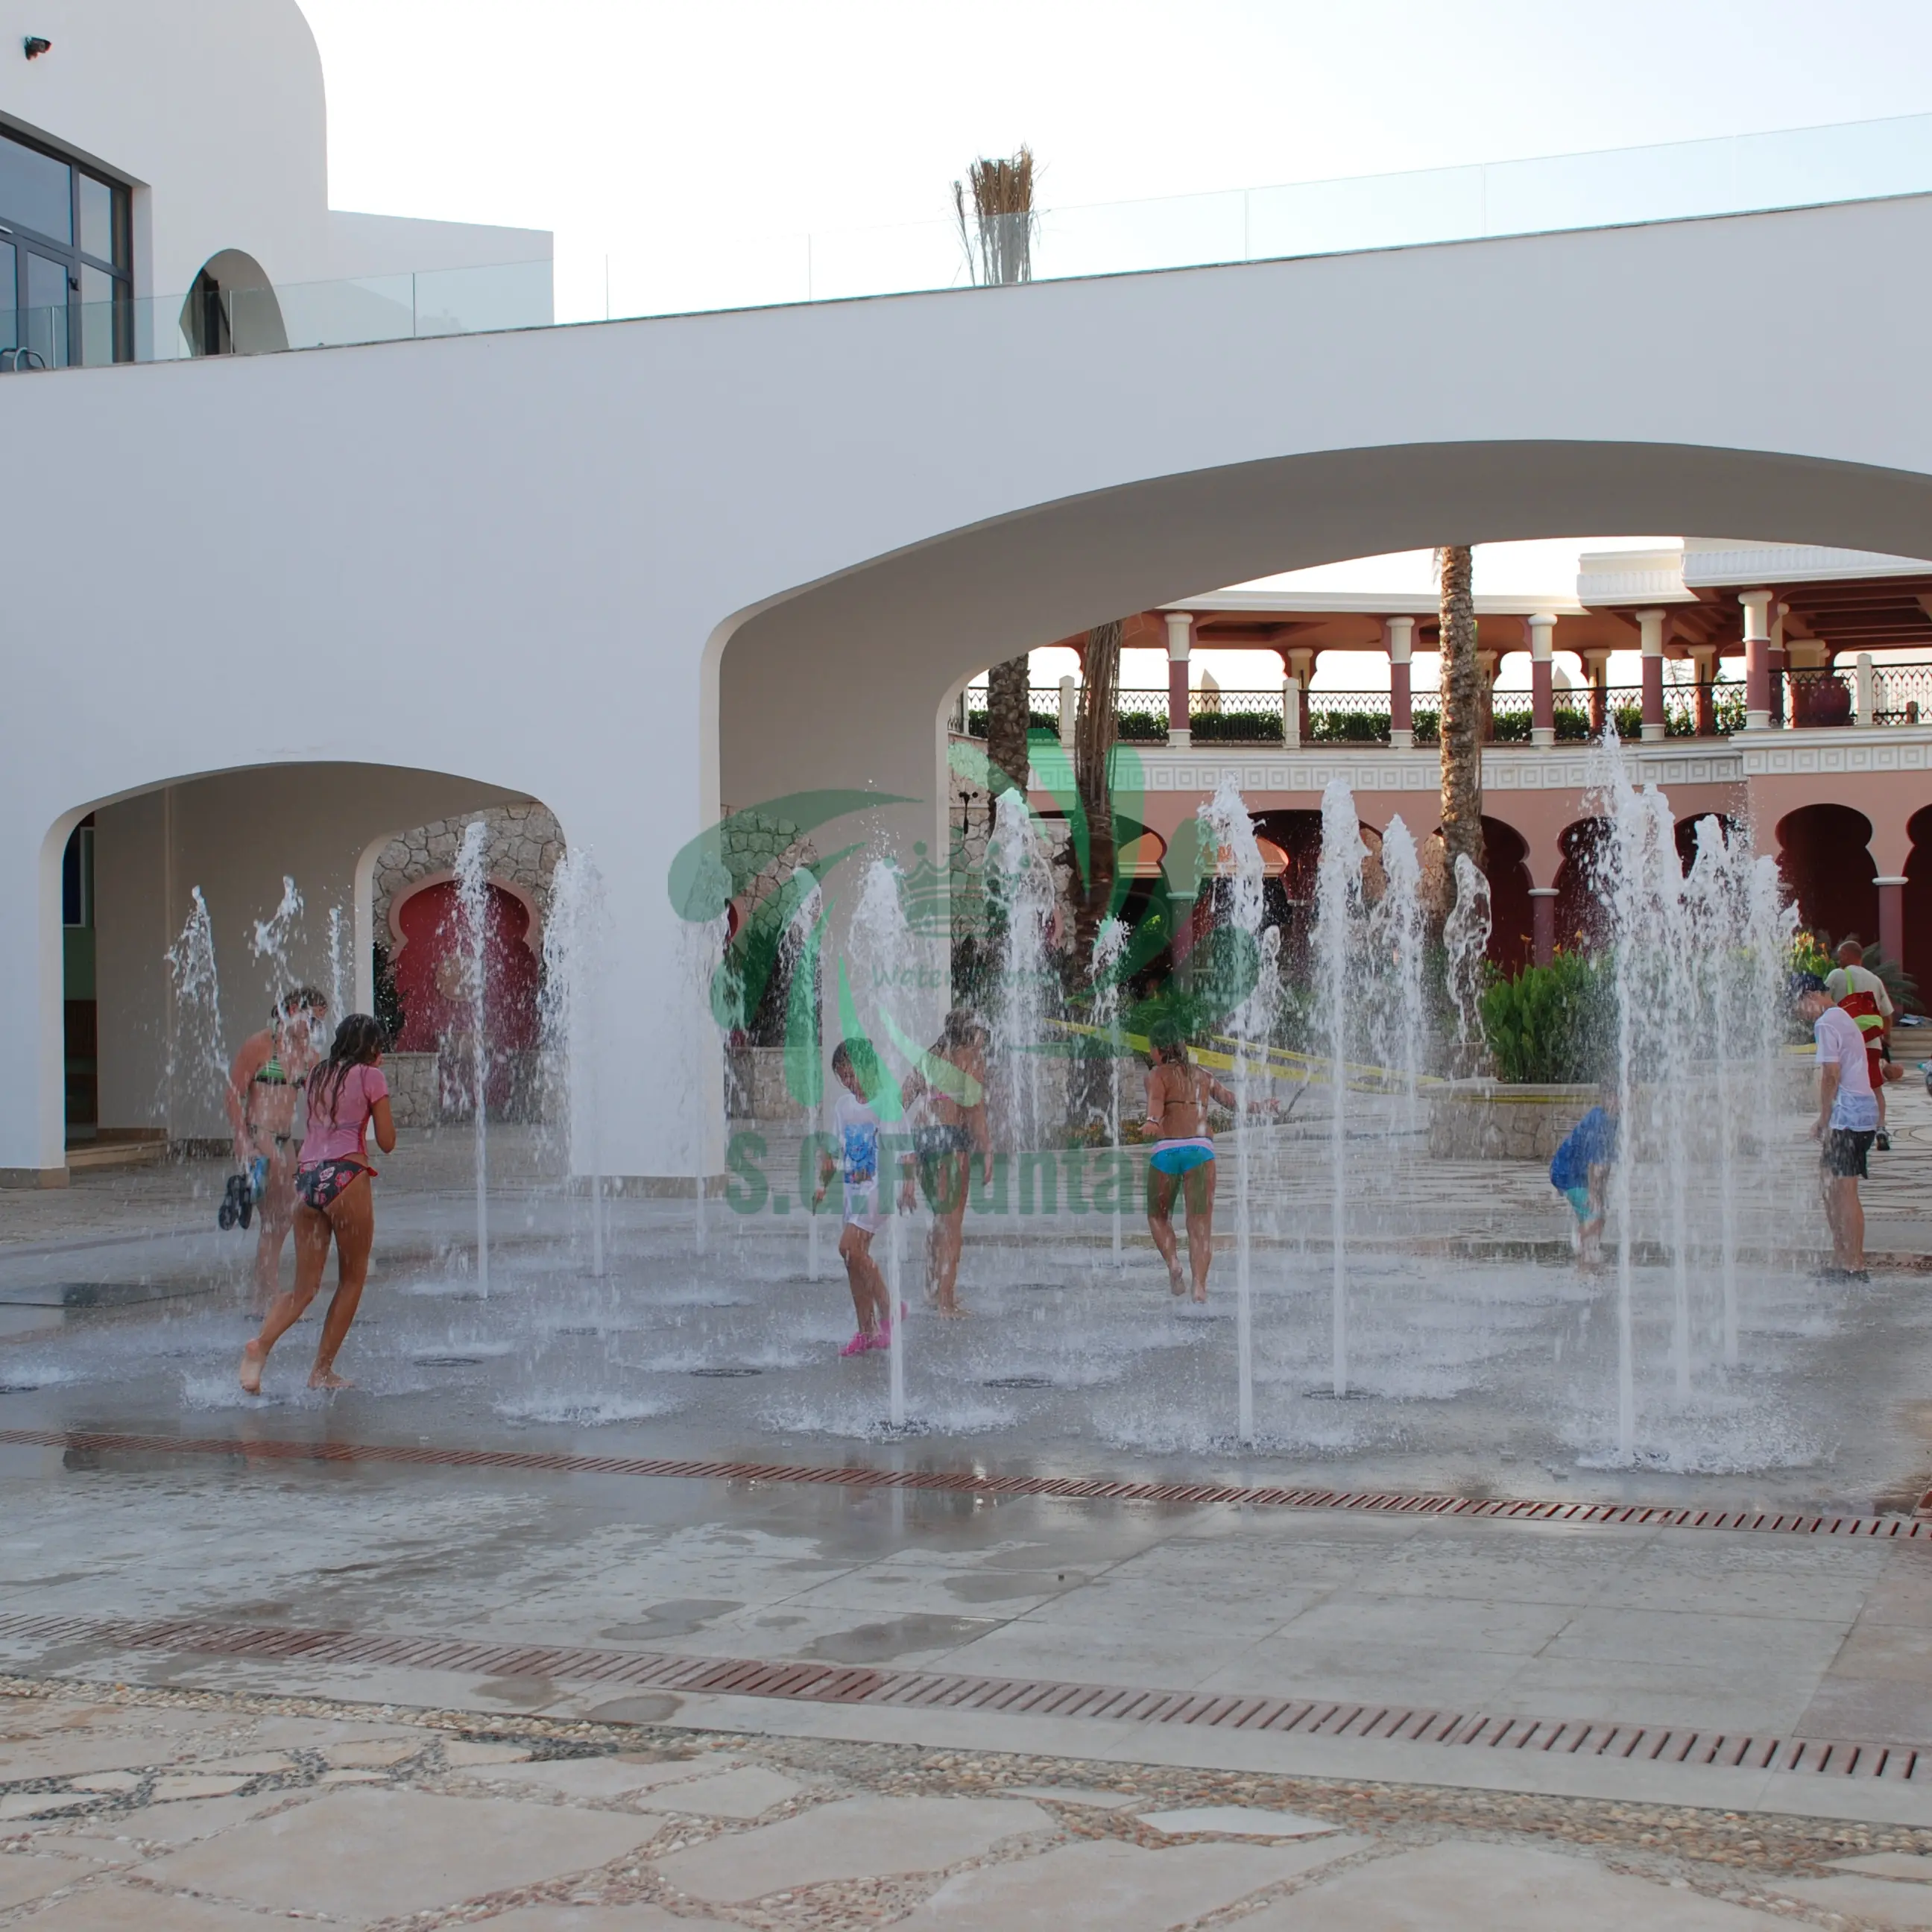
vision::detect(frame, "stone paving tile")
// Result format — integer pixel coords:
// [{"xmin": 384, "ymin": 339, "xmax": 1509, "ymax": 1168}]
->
[
  {"xmin": 897, "ymin": 1834, "xmax": 1372, "ymax": 1930},
  {"xmin": 654, "ymin": 1794, "xmax": 1052, "ymax": 1903},
  {"xmin": 136, "ymin": 1786, "xmax": 661, "ymax": 1920},
  {"xmin": 0, "ymin": 1852, "xmax": 86, "ymax": 1910},
  {"xmin": 1137, "ymin": 1805, "xmax": 1340, "ymax": 1837},
  {"xmin": 1277, "ymin": 1589, "xmax": 1579, "ymax": 1654},
  {"xmin": 52, "ymin": 1789, "xmax": 297, "ymax": 1849},
  {"xmin": 16, "ymin": 1885, "xmax": 281, "ymax": 1931},
  {"xmin": 480, "ymin": 1907, "xmax": 733, "ymax": 1931},
  {"xmin": 1780, "ymin": 1869, "xmax": 1932, "ymax": 1925},
  {"xmin": 1235, "ymin": 1840, "xmax": 1796, "ymax": 1929},
  {"xmin": 635, "ymin": 1765, "xmax": 804, "ymax": 1817},
  {"xmin": 1838, "ymin": 1850, "xmax": 1932, "ymax": 1881},
  {"xmin": 461, "ymin": 1751, "xmax": 736, "ymax": 1801}
]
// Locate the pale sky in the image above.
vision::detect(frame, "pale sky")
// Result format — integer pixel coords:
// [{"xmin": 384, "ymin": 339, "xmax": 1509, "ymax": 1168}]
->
[
  {"xmin": 291, "ymin": 1, "xmax": 1931, "ymax": 689},
  {"xmin": 295, "ymin": 0, "xmax": 1932, "ymax": 315}
]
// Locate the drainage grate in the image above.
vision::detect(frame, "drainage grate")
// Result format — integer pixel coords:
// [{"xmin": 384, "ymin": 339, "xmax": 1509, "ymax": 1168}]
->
[
  {"xmin": 0, "ymin": 1607, "xmax": 1919, "ymax": 1786},
  {"xmin": 0, "ymin": 1427, "xmax": 1923, "ymax": 1546}
]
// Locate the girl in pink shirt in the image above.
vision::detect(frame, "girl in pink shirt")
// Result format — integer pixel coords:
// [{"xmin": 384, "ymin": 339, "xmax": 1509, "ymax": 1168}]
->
[{"xmin": 240, "ymin": 1014, "xmax": 397, "ymax": 1394}]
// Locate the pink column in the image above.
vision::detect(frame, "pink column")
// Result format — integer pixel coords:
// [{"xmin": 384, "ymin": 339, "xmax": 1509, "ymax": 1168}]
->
[
  {"xmin": 1528, "ymin": 613, "xmax": 1556, "ymax": 748},
  {"xmin": 1530, "ymin": 888, "xmax": 1558, "ymax": 967},
  {"xmin": 1740, "ymin": 590, "xmax": 1772, "ymax": 730},
  {"xmin": 1878, "ymin": 877, "xmax": 1907, "ymax": 964},
  {"xmin": 1637, "ymin": 609, "xmax": 1667, "ymax": 741},
  {"xmin": 1385, "ymin": 616, "xmax": 1414, "ymax": 747},
  {"xmin": 1164, "ymin": 611, "xmax": 1193, "ymax": 748}
]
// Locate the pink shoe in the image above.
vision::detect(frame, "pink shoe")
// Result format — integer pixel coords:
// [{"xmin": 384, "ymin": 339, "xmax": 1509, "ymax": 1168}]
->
[
  {"xmin": 868, "ymin": 1322, "xmax": 894, "ymax": 1352},
  {"xmin": 840, "ymin": 1331, "xmax": 871, "ymax": 1358}
]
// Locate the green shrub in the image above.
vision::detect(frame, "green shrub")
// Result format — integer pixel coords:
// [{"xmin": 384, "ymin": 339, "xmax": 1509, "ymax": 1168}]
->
[{"xmin": 1479, "ymin": 953, "xmax": 1611, "ymax": 1083}]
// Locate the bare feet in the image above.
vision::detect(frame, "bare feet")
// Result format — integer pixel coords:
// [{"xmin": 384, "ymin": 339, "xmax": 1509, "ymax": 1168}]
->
[
  {"xmin": 308, "ymin": 1368, "xmax": 353, "ymax": 1390},
  {"xmin": 1167, "ymin": 1267, "xmax": 1186, "ymax": 1297},
  {"xmin": 935, "ymin": 1301, "xmax": 969, "ymax": 1319},
  {"xmin": 239, "ymin": 1339, "xmax": 267, "ymax": 1395},
  {"xmin": 1192, "ymin": 1284, "xmax": 1209, "ymax": 1304}
]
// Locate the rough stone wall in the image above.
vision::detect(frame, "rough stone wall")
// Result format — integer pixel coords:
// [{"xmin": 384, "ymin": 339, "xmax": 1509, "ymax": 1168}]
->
[
  {"xmin": 372, "ymin": 802, "xmax": 564, "ymax": 938},
  {"xmin": 1429, "ymin": 1087, "xmax": 1594, "ymax": 1161}
]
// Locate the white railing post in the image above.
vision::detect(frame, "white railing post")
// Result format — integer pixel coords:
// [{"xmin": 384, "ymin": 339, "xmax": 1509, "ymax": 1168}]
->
[
  {"xmin": 1856, "ymin": 651, "xmax": 1875, "ymax": 724},
  {"xmin": 1058, "ymin": 675, "xmax": 1077, "ymax": 748}
]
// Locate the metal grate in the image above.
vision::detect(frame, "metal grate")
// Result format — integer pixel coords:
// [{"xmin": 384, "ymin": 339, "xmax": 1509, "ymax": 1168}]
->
[
  {"xmin": 0, "ymin": 1608, "xmax": 1919, "ymax": 1786},
  {"xmin": 1, "ymin": 1427, "xmax": 1924, "ymax": 1546}
]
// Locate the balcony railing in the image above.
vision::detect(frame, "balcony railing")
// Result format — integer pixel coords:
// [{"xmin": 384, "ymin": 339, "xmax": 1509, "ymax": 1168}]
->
[
  {"xmin": 959, "ymin": 670, "xmax": 1932, "ymax": 747},
  {"xmin": 0, "ymin": 260, "xmax": 552, "ymax": 371}
]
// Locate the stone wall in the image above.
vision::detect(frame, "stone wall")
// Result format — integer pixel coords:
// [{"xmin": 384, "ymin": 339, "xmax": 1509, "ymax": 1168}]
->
[
  {"xmin": 1429, "ymin": 1084, "xmax": 1595, "ymax": 1162},
  {"xmin": 372, "ymin": 802, "xmax": 564, "ymax": 940},
  {"xmin": 384, "ymin": 1051, "xmax": 441, "ymax": 1128}
]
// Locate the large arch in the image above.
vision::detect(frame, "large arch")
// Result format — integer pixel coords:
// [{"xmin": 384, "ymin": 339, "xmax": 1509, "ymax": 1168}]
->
[{"xmin": 52, "ymin": 763, "xmax": 541, "ymax": 1167}]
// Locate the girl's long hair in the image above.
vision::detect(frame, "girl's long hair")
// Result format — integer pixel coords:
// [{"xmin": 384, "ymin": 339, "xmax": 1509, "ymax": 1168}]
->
[{"xmin": 309, "ymin": 1013, "xmax": 385, "ymax": 1120}]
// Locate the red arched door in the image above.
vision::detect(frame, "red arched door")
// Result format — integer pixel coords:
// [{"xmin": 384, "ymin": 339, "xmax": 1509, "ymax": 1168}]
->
[{"xmin": 391, "ymin": 880, "xmax": 540, "ymax": 1114}]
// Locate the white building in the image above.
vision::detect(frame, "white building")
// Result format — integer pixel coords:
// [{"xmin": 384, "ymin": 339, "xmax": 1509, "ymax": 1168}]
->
[
  {"xmin": 4, "ymin": 4, "xmax": 1932, "ymax": 1190},
  {"xmin": 0, "ymin": 0, "xmax": 549, "ymax": 366}
]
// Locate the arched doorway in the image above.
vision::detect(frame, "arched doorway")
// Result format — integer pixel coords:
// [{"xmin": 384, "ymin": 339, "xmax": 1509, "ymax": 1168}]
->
[
  {"xmin": 1553, "ymin": 818, "xmax": 1613, "ymax": 956},
  {"xmin": 1778, "ymin": 804, "xmax": 1877, "ymax": 949},
  {"xmin": 391, "ymin": 879, "xmax": 542, "ymax": 1118},
  {"xmin": 1905, "ymin": 805, "xmax": 1932, "ymax": 995},
  {"xmin": 180, "ymin": 249, "xmax": 288, "ymax": 356},
  {"xmin": 1480, "ymin": 818, "xmax": 1533, "ymax": 973}
]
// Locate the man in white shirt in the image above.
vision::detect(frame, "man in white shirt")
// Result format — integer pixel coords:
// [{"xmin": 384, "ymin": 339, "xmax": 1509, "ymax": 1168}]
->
[
  {"xmin": 1825, "ymin": 938, "xmax": 1901, "ymax": 1149},
  {"xmin": 1793, "ymin": 972, "xmax": 1877, "ymax": 1281}
]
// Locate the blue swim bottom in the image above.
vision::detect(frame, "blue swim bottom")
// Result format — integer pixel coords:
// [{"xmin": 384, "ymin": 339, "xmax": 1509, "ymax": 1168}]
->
[
  {"xmin": 1150, "ymin": 1139, "xmax": 1216, "ymax": 1178},
  {"xmin": 1559, "ymin": 1184, "xmax": 1594, "ymax": 1220}
]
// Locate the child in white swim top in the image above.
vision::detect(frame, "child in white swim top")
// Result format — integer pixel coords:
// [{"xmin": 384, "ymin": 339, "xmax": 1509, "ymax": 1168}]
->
[{"xmin": 813, "ymin": 1039, "xmax": 909, "ymax": 1358}]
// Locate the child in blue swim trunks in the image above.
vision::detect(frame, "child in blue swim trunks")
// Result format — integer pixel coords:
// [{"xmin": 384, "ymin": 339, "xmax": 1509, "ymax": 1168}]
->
[{"xmin": 1549, "ymin": 1089, "xmax": 1620, "ymax": 1272}]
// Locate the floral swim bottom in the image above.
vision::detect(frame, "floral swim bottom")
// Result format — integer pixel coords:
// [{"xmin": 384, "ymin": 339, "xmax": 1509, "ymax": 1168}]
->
[{"xmin": 294, "ymin": 1159, "xmax": 371, "ymax": 1210}]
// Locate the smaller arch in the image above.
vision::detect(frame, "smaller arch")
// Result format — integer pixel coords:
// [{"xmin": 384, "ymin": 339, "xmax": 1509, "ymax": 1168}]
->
[
  {"xmin": 1553, "ymin": 818, "xmax": 1613, "ymax": 956},
  {"xmin": 1675, "ymin": 810, "xmax": 1740, "ymax": 875},
  {"xmin": 1480, "ymin": 818, "xmax": 1533, "ymax": 974},
  {"xmin": 1903, "ymin": 804, "xmax": 1932, "ymax": 997},
  {"xmin": 1777, "ymin": 803, "xmax": 1876, "ymax": 950},
  {"xmin": 180, "ymin": 250, "xmax": 288, "ymax": 356}
]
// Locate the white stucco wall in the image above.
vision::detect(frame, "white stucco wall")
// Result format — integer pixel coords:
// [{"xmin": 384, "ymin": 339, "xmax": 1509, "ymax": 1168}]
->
[
  {"xmin": 0, "ymin": 0, "xmax": 549, "ymax": 310},
  {"xmin": 6, "ymin": 191, "xmax": 1932, "ymax": 1179}
]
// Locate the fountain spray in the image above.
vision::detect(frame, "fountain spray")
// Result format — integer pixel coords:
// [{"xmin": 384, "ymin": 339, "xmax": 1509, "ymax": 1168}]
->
[
  {"xmin": 454, "ymin": 821, "xmax": 491, "ymax": 1297},
  {"xmin": 1316, "ymin": 780, "xmax": 1368, "ymax": 1398},
  {"xmin": 1202, "ymin": 779, "xmax": 1268, "ymax": 1443},
  {"xmin": 1091, "ymin": 916, "xmax": 1129, "ymax": 1272}
]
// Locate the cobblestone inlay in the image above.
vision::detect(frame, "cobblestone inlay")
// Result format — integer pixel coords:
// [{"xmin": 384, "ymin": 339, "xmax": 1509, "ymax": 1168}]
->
[
  {"xmin": 2, "ymin": 1424, "xmax": 1924, "ymax": 1544},
  {"xmin": 4, "ymin": 1674, "xmax": 1932, "ymax": 1929},
  {"xmin": 1, "ymin": 1610, "xmax": 1923, "ymax": 1790}
]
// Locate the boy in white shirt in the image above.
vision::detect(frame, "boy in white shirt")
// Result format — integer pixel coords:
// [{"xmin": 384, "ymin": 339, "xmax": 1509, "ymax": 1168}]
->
[
  {"xmin": 812, "ymin": 1039, "xmax": 912, "ymax": 1357},
  {"xmin": 1793, "ymin": 972, "xmax": 1877, "ymax": 1281}
]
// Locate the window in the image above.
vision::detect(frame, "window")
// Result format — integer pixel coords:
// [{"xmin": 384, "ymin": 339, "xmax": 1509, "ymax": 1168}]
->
[{"xmin": 0, "ymin": 128, "xmax": 130, "ymax": 369}]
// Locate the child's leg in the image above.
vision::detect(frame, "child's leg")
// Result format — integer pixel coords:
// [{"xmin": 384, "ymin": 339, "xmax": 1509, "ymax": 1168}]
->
[
  {"xmin": 1146, "ymin": 1166, "xmax": 1184, "ymax": 1292},
  {"xmin": 839, "ymin": 1224, "xmax": 888, "ymax": 1333},
  {"xmin": 1181, "ymin": 1160, "xmax": 1216, "ymax": 1301}
]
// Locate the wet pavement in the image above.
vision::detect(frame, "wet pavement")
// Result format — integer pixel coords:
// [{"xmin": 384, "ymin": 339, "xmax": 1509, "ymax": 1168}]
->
[{"xmin": 1, "ymin": 1082, "xmax": 1931, "ymax": 1921}]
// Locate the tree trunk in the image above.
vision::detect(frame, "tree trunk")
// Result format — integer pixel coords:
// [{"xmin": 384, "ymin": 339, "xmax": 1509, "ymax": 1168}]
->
[
  {"xmin": 1437, "ymin": 543, "xmax": 1486, "ymax": 883},
  {"xmin": 985, "ymin": 656, "xmax": 1032, "ymax": 796},
  {"xmin": 1067, "ymin": 620, "xmax": 1122, "ymax": 1126},
  {"xmin": 1071, "ymin": 619, "xmax": 1122, "ymax": 962}
]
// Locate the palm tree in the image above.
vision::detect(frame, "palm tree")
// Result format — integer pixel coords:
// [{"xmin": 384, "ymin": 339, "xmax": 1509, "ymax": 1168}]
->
[
  {"xmin": 960, "ymin": 150, "xmax": 1039, "ymax": 797},
  {"xmin": 1436, "ymin": 543, "xmax": 1486, "ymax": 881},
  {"xmin": 1071, "ymin": 619, "xmax": 1123, "ymax": 962}
]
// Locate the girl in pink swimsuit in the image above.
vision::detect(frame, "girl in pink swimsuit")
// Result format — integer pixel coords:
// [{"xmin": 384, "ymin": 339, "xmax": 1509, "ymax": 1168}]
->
[{"xmin": 240, "ymin": 1014, "xmax": 396, "ymax": 1394}]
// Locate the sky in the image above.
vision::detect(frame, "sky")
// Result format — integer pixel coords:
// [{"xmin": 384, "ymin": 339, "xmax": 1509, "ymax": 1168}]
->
[{"xmin": 291, "ymin": 0, "xmax": 1932, "ymax": 687}]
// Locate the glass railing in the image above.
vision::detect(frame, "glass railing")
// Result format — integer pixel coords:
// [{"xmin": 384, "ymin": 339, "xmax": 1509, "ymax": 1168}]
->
[
  {"xmin": 602, "ymin": 110, "xmax": 1932, "ymax": 318},
  {"xmin": 0, "ymin": 257, "xmax": 551, "ymax": 371},
  {"xmin": 7, "ymin": 110, "xmax": 1932, "ymax": 372}
]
